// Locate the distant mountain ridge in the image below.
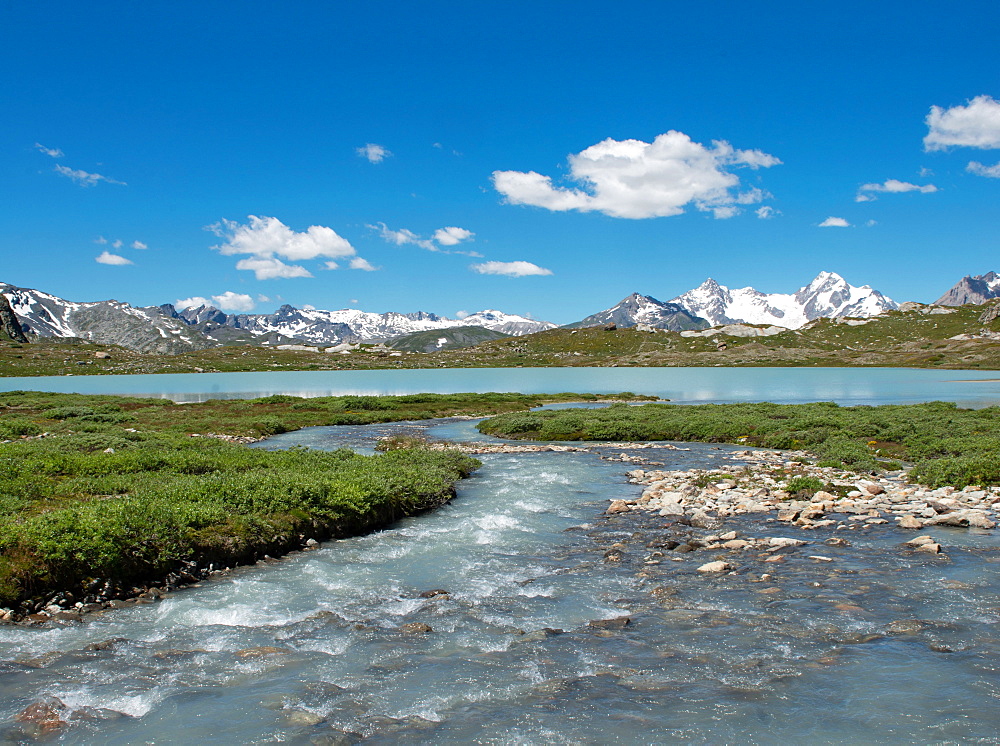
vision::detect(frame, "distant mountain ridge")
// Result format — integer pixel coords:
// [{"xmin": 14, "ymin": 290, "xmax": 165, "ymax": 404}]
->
[
  {"xmin": 0, "ymin": 282, "xmax": 214, "ymax": 354},
  {"xmin": 669, "ymin": 271, "xmax": 898, "ymax": 329},
  {"xmin": 162, "ymin": 303, "xmax": 554, "ymax": 345},
  {"xmin": 934, "ymin": 272, "xmax": 1000, "ymax": 306},
  {"xmin": 0, "ymin": 281, "xmax": 555, "ymax": 352},
  {"xmin": 569, "ymin": 272, "xmax": 898, "ymax": 332},
  {"xmin": 567, "ymin": 293, "xmax": 710, "ymax": 331}
]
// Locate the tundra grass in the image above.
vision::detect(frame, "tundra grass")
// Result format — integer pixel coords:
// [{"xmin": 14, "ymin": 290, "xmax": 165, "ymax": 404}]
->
[
  {"xmin": 478, "ymin": 400, "xmax": 1000, "ymax": 488},
  {"xmin": 0, "ymin": 391, "xmax": 647, "ymax": 611}
]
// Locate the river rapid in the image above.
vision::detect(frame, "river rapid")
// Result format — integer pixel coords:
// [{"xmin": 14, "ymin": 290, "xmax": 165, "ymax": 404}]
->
[{"xmin": 1, "ymin": 415, "xmax": 998, "ymax": 744}]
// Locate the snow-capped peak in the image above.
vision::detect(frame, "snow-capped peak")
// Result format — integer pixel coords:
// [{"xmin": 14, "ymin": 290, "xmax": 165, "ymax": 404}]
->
[{"xmin": 671, "ymin": 272, "xmax": 897, "ymax": 328}]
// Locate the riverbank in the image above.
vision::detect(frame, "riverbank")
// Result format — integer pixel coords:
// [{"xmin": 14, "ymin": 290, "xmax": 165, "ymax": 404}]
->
[
  {"xmin": 478, "ymin": 400, "xmax": 1000, "ymax": 488},
  {"xmin": 1, "ymin": 392, "xmax": 653, "ymax": 621},
  {"xmin": 3, "ymin": 415, "xmax": 1000, "ymax": 742}
]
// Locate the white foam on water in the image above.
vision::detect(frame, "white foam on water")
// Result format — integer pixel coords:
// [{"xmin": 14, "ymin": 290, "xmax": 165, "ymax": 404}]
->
[
  {"xmin": 516, "ymin": 585, "xmax": 556, "ymax": 598},
  {"xmin": 56, "ymin": 682, "xmax": 171, "ymax": 718}
]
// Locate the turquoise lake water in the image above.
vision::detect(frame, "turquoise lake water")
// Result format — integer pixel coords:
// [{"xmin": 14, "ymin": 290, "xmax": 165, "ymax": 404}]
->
[{"xmin": 2, "ymin": 366, "xmax": 1000, "ymax": 406}]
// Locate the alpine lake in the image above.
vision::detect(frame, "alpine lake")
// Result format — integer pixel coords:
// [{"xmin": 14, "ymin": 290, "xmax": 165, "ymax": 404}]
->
[{"xmin": 1, "ymin": 367, "xmax": 999, "ymax": 744}]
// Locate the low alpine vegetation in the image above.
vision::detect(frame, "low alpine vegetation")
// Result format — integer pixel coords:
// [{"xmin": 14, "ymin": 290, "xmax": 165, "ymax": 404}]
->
[{"xmin": 478, "ymin": 400, "xmax": 1000, "ymax": 488}]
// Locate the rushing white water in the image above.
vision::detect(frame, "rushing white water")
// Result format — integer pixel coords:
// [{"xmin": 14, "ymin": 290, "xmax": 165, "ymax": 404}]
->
[{"xmin": 1, "ymin": 418, "xmax": 999, "ymax": 743}]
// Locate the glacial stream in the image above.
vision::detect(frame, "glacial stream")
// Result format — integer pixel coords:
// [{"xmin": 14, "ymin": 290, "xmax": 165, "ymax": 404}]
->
[{"xmin": 1, "ymin": 416, "xmax": 999, "ymax": 743}]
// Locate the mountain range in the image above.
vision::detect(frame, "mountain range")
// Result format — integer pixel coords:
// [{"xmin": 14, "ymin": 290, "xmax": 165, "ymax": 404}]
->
[
  {"xmin": 573, "ymin": 271, "xmax": 898, "ymax": 332},
  {"xmin": 2, "ymin": 270, "xmax": 991, "ymax": 353},
  {"xmin": 0, "ymin": 281, "xmax": 555, "ymax": 353}
]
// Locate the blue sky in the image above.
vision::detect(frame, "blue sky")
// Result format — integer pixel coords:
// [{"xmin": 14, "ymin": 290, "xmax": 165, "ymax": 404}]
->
[{"xmin": 3, "ymin": 1, "xmax": 999, "ymax": 324}]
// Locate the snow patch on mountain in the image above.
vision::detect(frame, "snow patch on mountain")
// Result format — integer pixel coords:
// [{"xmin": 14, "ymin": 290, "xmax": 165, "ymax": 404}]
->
[
  {"xmin": 166, "ymin": 304, "xmax": 556, "ymax": 345},
  {"xmin": 670, "ymin": 271, "xmax": 897, "ymax": 329}
]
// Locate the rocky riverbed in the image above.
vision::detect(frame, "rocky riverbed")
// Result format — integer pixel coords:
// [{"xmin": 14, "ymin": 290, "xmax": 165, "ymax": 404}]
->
[{"xmin": 615, "ymin": 448, "xmax": 998, "ymax": 533}]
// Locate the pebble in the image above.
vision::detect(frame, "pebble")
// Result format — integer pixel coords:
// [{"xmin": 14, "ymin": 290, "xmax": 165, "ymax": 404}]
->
[
  {"xmin": 613, "ymin": 449, "xmax": 998, "ymax": 536},
  {"xmin": 697, "ymin": 561, "xmax": 731, "ymax": 573}
]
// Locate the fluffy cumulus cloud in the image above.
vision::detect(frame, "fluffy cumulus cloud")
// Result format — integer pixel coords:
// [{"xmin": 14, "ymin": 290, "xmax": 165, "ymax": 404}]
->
[
  {"xmin": 175, "ymin": 292, "xmax": 258, "ymax": 312},
  {"xmin": 924, "ymin": 95, "xmax": 1000, "ymax": 151},
  {"xmin": 492, "ymin": 131, "xmax": 780, "ymax": 219},
  {"xmin": 432, "ymin": 226, "xmax": 475, "ymax": 245},
  {"xmin": 755, "ymin": 205, "xmax": 780, "ymax": 219},
  {"xmin": 369, "ymin": 223, "xmax": 481, "ymax": 256},
  {"xmin": 175, "ymin": 296, "xmax": 210, "ymax": 310},
  {"xmin": 210, "ymin": 291, "xmax": 255, "ymax": 311},
  {"xmin": 855, "ymin": 179, "xmax": 938, "ymax": 201},
  {"xmin": 357, "ymin": 143, "xmax": 391, "ymax": 163},
  {"xmin": 968, "ymin": 161, "xmax": 1000, "ymax": 178},
  {"xmin": 234, "ymin": 256, "xmax": 313, "ymax": 280},
  {"xmin": 209, "ymin": 216, "xmax": 368, "ymax": 280},
  {"xmin": 95, "ymin": 251, "xmax": 133, "ymax": 265},
  {"xmin": 55, "ymin": 164, "xmax": 126, "ymax": 187},
  {"xmin": 131, "ymin": 240, "xmax": 148, "ymax": 250},
  {"xmin": 819, "ymin": 217, "xmax": 851, "ymax": 228},
  {"xmin": 470, "ymin": 260, "xmax": 553, "ymax": 277}
]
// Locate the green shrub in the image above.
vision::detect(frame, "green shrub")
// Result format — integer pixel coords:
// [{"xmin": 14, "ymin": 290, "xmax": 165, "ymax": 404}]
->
[{"xmin": 786, "ymin": 476, "xmax": 825, "ymax": 495}]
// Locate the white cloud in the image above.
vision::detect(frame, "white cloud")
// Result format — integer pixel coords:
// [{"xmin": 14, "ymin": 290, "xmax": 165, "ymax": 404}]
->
[
  {"xmin": 209, "ymin": 215, "xmax": 369, "ymax": 280},
  {"xmin": 370, "ymin": 222, "xmax": 484, "ymax": 257},
  {"xmin": 370, "ymin": 222, "xmax": 435, "ymax": 251},
  {"xmin": 209, "ymin": 291, "xmax": 255, "ymax": 311},
  {"xmin": 131, "ymin": 240, "xmax": 148, "ymax": 250},
  {"xmin": 968, "ymin": 160, "xmax": 1000, "ymax": 178},
  {"xmin": 925, "ymin": 95, "xmax": 1000, "ymax": 151},
  {"xmin": 349, "ymin": 299, "xmax": 359, "ymax": 305},
  {"xmin": 856, "ymin": 179, "xmax": 938, "ymax": 201},
  {"xmin": 175, "ymin": 296, "xmax": 211, "ymax": 310},
  {"xmin": 212, "ymin": 215, "xmax": 355, "ymax": 261},
  {"xmin": 433, "ymin": 226, "xmax": 475, "ymax": 245},
  {"xmin": 470, "ymin": 260, "xmax": 553, "ymax": 277},
  {"xmin": 357, "ymin": 143, "xmax": 391, "ymax": 163},
  {"xmin": 94, "ymin": 236, "xmax": 107, "ymax": 244},
  {"xmin": 256, "ymin": 294, "xmax": 271, "ymax": 303},
  {"xmin": 54, "ymin": 164, "xmax": 126, "ymax": 187},
  {"xmin": 455, "ymin": 310, "xmax": 470, "ymax": 319},
  {"xmin": 235, "ymin": 257, "xmax": 313, "ymax": 280},
  {"xmin": 34, "ymin": 142, "xmax": 63, "ymax": 158},
  {"xmin": 755, "ymin": 205, "xmax": 780, "ymax": 219},
  {"xmin": 112, "ymin": 239, "xmax": 123, "ymax": 249},
  {"xmin": 492, "ymin": 130, "xmax": 780, "ymax": 219},
  {"xmin": 303, "ymin": 304, "xmax": 316, "ymax": 311},
  {"xmin": 866, "ymin": 219, "xmax": 878, "ymax": 227},
  {"xmin": 95, "ymin": 251, "xmax": 133, "ymax": 265},
  {"xmin": 349, "ymin": 257, "xmax": 377, "ymax": 271},
  {"xmin": 819, "ymin": 217, "xmax": 851, "ymax": 228}
]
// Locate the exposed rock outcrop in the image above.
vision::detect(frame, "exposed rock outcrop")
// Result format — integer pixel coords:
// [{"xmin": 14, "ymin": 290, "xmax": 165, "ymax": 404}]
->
[
  {"xmin": 0, "ymin": 293, "xmax": 28, "ymax": 342},
  {"xmin": 934, "ymin": 272, "xmax": 1000, "ymax": 306}
]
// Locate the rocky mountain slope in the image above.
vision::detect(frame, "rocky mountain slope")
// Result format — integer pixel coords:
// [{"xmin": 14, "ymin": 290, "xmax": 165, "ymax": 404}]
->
[
  {"xmin": 0, "ymin": 282, "xmax": 214, "ymax": 354},
  {"xmin": 934, "ymin": 272, "xmax": 1000, "ymax": 306},
  {"xmin": 385, "ymin": 326, "xmax": 509, "ymax": 353},
  {"xmin": 669, "ymin": 272, "xmax": 898, "ymax": 329},
  {"xmin": 567, "ymin": 293, "xmax": 710, "ymax": 331},
  {"xmin": 162, "ymin": 304, "xmax": 555, "ymax": 345},
  {"xmin": 0, "ymin": 282, "xmax": 555, "ymax": 353}
]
